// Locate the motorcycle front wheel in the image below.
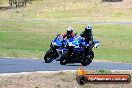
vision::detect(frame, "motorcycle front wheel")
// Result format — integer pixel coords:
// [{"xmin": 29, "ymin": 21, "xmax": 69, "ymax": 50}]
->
[
  {"xmin": 44, "ymin": 49, "xmax": 58, "ymax": 63},
  {"xmin": 60, "ymin": 52, "xmax": 71, "ymax": 65}
]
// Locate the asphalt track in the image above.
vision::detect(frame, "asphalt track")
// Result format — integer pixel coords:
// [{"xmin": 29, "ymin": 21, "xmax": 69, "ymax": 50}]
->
[{"xmin": 0, "ymin": 58, "xmax": 132, "ymax": 73}]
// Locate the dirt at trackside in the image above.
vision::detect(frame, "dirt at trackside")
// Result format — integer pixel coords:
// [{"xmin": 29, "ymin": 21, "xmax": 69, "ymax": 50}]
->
[{"xmin": 0, "ymin": 71, "xmax": 132, "ymax": 88}]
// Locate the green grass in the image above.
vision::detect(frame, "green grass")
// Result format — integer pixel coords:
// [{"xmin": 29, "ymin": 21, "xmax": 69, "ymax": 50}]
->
[
  {"xmin": 0, "ymin": 0, "xmax": 132, "ymax": 21},
  {"xmin": 0, "ymin": 0, "xmax": 8, "ymax": 6},
  {"xmin": 93, "ymin": 24, "xmax": 132, "ymax": 62},
  {"xmin": 0, "ymin": 19, "xmax": 132, "ymax": 62}
]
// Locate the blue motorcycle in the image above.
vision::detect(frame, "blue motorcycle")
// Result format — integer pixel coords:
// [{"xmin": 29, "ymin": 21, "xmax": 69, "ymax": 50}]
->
[
  {"xmin": 59, "ymin": 36, "xmax": 100, "ymax": 66},
  {"xmin": 44, "ymin": 34, "xmax": 67, "ymax": 63},
  {"xmin": 44, "ymin": 34, "xmax": 74, "ymax": 63}
]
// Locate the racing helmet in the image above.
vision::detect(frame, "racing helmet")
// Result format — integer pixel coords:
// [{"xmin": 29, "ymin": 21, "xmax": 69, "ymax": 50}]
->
[
  {"xmin": 85, "ymin": 25, "xmax": 92, "ymax": 31},
  {"xmin": 67, "ymin": 27, "xmax": 73, "ymax": 34}
]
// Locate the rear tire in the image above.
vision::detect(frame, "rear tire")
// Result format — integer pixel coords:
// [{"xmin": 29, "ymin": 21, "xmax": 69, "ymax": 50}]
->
[
  {"xmin": 81, "ymin": 51, "xmax": 94, "ymax": 66},
  {"xmin": 60, "ymin": 59, "xmax": 67, "ymax": 65}
]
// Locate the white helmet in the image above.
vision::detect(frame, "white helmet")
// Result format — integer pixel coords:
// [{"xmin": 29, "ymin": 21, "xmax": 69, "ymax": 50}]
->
[
  {"xmin": 67, "ymin": 27, "xmax": 73, "ymax": 31},
  {"xmin": 85, "ymin": 25, "xmax": 92, "ymax": 30},
  {"xmin": 67, "ymin": 27, "xmax": 73, "ymax": 34}
]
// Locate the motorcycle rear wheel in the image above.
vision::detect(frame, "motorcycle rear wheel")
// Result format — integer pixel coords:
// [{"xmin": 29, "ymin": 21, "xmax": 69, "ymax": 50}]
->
[{"xmin": 81, "ymin": 51, "xmax": 94, "ymax": 66}]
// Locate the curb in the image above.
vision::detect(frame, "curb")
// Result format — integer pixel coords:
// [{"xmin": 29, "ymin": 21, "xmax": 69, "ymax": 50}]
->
[{"xmin": 0, "ymin": 70, "xmax": 76, "ymax": 76}]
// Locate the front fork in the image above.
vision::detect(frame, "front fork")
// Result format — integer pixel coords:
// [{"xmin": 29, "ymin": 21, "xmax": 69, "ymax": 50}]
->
[{"xmin": 50, "ymin": 46, "xmax": 59, "ymax": 58}]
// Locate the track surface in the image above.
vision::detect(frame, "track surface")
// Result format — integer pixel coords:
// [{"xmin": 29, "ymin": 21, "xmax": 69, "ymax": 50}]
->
[{"xmin": 0, "ymin": 58, "xmax": 132, "ymax": 73}]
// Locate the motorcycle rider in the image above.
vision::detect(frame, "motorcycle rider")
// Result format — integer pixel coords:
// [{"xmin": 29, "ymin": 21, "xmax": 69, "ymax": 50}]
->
[
  {"xmin": 80, "ymin": 25, "xmax": 94, "ymax": 49},
  {"xmin": 62, "ymin": 27, "xmax": 75, "ymax": 39}
]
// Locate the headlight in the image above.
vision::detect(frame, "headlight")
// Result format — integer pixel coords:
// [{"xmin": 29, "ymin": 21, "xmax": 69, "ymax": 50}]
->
[
  {"xmin": 52, "ymin": 42, "xmax": 57, "ymax": 45},
  {"xmin": 94, "ymin": 43, "xmax": 100, "ymax": 48},
  {"xmin": 86, "ymin": 44, "xmax": 89, "ymax": 46},
  {"xmin": 69, "ymin": 42, "xmax": 73, "ymax": 46}
]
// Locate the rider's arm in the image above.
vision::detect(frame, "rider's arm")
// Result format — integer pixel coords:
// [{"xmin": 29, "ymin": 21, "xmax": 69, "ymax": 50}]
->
[
  {"xmin": 62, "ymin": 33, "xmax": 67, "ymax": 38},
  {"xmin": 90, "ymin": 31, "xmax": 93, "ymax": 41},
  {"xmin": 80, "ymin": 31, "xmax": 85, "ymax": 37},
  {"xmin": 71, "ymin": 33, "xmax": 75, "ymax": 37}
]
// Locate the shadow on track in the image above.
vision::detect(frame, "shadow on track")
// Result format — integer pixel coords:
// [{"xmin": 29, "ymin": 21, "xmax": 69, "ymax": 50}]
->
[{"xmin": 66, "ymin": 64, "xmax": 82, "ymax": 66}]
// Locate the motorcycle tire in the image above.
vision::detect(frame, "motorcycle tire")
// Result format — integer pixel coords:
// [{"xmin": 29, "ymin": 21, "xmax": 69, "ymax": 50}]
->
[
  {"xmin": 60, "ymin": 52, "xmax": 70, "ymax": 65},
  {"xmin": 44, "ymin": 49, "xmax": 58, "ymax": 63},
  {"xmin": 81, "ymin": 51, "xmax": 94, "ymax": 66}
]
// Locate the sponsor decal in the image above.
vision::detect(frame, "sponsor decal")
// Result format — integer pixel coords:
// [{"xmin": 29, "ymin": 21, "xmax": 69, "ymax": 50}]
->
[{"xmin": 76, "ymin": 68, "xmax": 131, "ymax": 85}]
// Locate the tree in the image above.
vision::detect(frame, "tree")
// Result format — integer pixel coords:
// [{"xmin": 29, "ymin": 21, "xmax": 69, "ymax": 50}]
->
[{"xmin": 9, "ymin": 0, "xmax": 27, "ymax": 7}]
